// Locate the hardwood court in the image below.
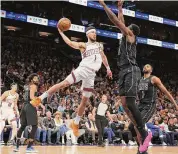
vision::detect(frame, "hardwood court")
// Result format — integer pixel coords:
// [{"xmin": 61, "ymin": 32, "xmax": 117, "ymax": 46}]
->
[{"xmin": 1, "ymin": 145, "xmax": 177, "ymax": 154}]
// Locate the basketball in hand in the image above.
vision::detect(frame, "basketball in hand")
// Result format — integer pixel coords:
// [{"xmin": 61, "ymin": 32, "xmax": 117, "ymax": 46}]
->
[{"xmin": 57, "ymin": 18, "xmax": 71, "ymax": 31}]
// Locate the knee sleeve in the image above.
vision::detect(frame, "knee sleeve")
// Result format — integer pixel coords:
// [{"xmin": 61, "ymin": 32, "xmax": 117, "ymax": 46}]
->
[{"xmin": 29, "ymin": 125, "xmax": 37, "ymax": 139}]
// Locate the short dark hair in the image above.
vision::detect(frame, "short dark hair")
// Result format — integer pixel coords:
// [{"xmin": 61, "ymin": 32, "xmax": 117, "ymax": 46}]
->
[
  {"xmin": 86, "ymin": 26, "xmax": 96, "ymax": 33},
  {"xmin": 128, "ymin": 24, "xmax": 140, "ymax": 36},
  {"xmin": 27, "ymin": 73, "xmax": 38, "ymax": 83}
]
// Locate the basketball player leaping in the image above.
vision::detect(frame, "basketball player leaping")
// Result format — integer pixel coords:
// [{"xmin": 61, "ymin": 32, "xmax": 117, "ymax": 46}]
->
[
  {"xmin": 0, "ymin": 83, "xmax": 19, "ymax": 144},
  {"xmin": 32, "ymin": 25, "xmax": 112, "ymax": 137},
  {"xmin": 99, "ymin": 0, "xmax": 150, "ymax": 153},
  {"xmin": 132, "ymin": 64, "xmax": 178, "ymax": 154}
]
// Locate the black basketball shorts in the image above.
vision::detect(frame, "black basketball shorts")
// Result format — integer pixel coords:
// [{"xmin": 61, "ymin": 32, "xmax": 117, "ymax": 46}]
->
[
  {"xmin": 118, "ymin": 66, "xmax": 141, "ymax": 97},
  {"xmin": 20, "ymin": 103, "xmax": 37, "ymax": 126}
]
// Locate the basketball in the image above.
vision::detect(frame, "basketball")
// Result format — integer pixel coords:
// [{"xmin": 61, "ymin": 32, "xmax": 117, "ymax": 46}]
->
[{"xmin": 57, "ymin": 18, "xmax": 71, "ymax": 31}]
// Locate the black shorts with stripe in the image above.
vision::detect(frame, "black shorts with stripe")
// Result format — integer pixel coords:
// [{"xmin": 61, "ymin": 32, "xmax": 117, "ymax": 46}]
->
[
  {"xmin": 118, "ymin": 65, "xmax": 141, "ymax": 97},
  {"xmin": 138, "ymin": 102, "xmax": 156, "ymax": 123}
]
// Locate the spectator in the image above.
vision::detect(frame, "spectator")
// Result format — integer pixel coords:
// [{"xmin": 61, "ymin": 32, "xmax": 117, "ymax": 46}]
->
[
  {"xmin": 168, "ymin": 118, "xmax": 178, "ymax": 145},
  {"xmin": 35, "ymin": 111, "xmax": 47, "ymax": 145},
  {"xmin": 43, "ymin": 111, "xmax": 60, "ymax": 145},
  {"xmin": 53, "ymin": 111, "xmax": 68, "ymax": 145},
  {"xmin": 85, "ymin": 113, "xmax": 98, "ymax": 144}
]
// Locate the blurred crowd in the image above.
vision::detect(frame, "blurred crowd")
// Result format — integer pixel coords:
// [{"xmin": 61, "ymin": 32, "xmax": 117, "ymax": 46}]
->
[{"xmin": 1, "ymin": 36, "xmax": 178, "ymax": 146}]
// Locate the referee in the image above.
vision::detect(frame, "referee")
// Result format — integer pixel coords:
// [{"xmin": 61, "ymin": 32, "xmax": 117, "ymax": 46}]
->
[{"xmin": 92, "ymin": 94, "xmax": 113, "ymax": 147}]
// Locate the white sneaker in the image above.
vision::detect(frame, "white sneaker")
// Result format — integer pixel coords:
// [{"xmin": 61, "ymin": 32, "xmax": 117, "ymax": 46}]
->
[
  {"xmin": 162, "ymin": 142, "xmax": 167, "ymax": 146},
  {"xmin": 121, "ymin": 140, "xmax": 126, "ymax": 145},
  {"xmin": 128, "ymin": 140, "xmax": 137, "ymax": 146},
  {"xmin": 149, "ymin": 142, "xmax": 153, "ymax": 146}
]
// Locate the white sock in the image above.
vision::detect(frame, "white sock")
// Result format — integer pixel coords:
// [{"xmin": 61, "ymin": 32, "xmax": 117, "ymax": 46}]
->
[
  {"xmin": 39, "ymin": 91, "xmax": 48, "ymax": 101},
  {"xmin": 62, "ymin": 136, "xmax": 65, "ymax": 144},
  {"xmin": 10, "ymin": 121, "xmax": 17, "ymax": 140},
  {"xmin": 74, "ymin": 115, "xmax": 81, "ymax": 125}
]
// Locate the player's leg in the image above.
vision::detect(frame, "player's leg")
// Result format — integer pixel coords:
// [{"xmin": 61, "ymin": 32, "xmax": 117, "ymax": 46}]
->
[
  {"xmin": 8, "ymin": 112, "xmax": 17, "ymax": 142},
  {"xmin": 14, "ymin": 105, "xmax": 27, "ymax": 152},
  {"xmin": 36, "ymin": 68, "xmax": 82, "ymax": 104},
  {"xmin": 0, "ymin": 109, "xmax": 7, "ymax": 136},
  {"xmin": 139, "ymin": 103, "xmax": 156, "ymax": 152},
  {"xmin": 0, "ymin": 120, "xmax": 5, "ymax": 138},
  {"xmin": 25, "ymin": 104, "xmax": 38, "ymax": 152},
  {"xmin": 71, "ymin": 70, "xmax": 95, "ymax": 136},
  {"xmin": 119, "ymin": 67, "xmax": 148, "ymax": 144},
  {"xmin": 128, "ymin": 103, "xmax": 156, "ymax": 154}
]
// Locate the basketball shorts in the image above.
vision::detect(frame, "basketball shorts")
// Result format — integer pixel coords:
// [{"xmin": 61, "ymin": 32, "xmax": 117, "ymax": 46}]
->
[
  {"xmin": 118, "ymin": 65, "xmax": 141, "ymax": 97},
  {"xmin": 65, "ymin": 66, "xmax": 96, "ymax": 98},
  {"xmin": 20, "ymin": 103, "xmax": 37, "ymax": 126},
  {"xmin": 138, "ymin": 102, "xmax": 156, "ymax": 123},
  {"xmin": 0, "ymin": 108, "xmax": 16, "ymax": 123}
]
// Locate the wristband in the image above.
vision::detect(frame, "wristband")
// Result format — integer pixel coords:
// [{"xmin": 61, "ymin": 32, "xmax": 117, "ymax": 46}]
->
[{"xmin": 106, "ymin": 66, "xmax": 111, "ymax": 71}]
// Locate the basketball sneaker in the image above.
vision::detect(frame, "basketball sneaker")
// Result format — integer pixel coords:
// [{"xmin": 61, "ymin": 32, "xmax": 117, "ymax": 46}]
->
[
  {"xmin": 26, "ymin": 147, "xmax": 38, "ymax": 153},
  {"xmin": 139, "ymin": 132, "xmax": 152, "ymax": 153},
  {"xmin": 13, "ymin": 147, "xmax": 19, "ymax": 152}
]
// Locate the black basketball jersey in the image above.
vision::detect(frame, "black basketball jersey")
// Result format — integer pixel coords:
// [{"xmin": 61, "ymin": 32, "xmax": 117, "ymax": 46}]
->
[
  {"xmin": 117, "ymin": 36, "xmax": 137, "ymax": 68},
  {"xmin": 23, "ymin": 84, "xmax": 38, "ymax": 103},
  {"xmin": 138, "ymin": 75, "xmax": 157, "ymax": 103}
]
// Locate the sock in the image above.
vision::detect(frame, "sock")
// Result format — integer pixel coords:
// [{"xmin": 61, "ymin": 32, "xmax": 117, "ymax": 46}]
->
[
  {"xmin": 10, "ymin": 121, "xmax": 17, "ymax": 141},
  {"xmin": 62, "ymin": 136, "xmax": 65, "ymax": 144},
  {"xmin": 39, "ymin": 91, "xmax": 48, "ymax": 101},
  {"xmin": 74, "ymin": 115, "xmax": 81, "ymax": 125}
]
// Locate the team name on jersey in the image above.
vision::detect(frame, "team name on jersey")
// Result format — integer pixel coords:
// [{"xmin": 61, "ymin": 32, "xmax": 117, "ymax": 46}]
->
[
  {"xmin": 138, "ymin": 82, "xmax": 149, "ymax": 91},
  {"xmin": 82, "ymin": 47, "xmax": 101, "ymax": 58}
]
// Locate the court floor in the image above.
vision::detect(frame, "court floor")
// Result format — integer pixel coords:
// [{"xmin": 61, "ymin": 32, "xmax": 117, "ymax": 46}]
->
[{"xmin": 0, "ymin": 145, "xmax": 177, "ymax": 154}]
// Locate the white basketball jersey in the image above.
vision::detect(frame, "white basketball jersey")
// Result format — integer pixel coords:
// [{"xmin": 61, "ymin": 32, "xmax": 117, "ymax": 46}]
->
[
  {"xmin": 3, "ymin": 91, "xmax": 17, "ymax": 109},
  {"xmin": 79, "ymin": 42, "xmax": 102, "ymax": 71}
]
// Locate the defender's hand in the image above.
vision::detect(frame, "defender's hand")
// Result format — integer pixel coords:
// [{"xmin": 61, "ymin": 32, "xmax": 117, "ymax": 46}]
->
[{"xmin": 98, "ymin": 0, "xmax": 106, "ymax": 6}]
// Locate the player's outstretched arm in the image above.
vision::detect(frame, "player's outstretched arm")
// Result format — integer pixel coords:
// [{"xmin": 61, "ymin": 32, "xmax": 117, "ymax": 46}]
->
[
  {"xmin": 99, "ymin": 0, "xmax": 133, "ymax": 36},
  {"xmin": 118, "ymin": 0, "xmax": 125, "ymax": 24},
  {"xmin": 99, "ymin": 43, "xmax": 112, "ymax": 79},
  {"xmin": 58, "ymin": 28, "xmax": 85, "ymax": 51},
  {"xmin": 152, "ymin": 76, "xmax": 178, "ymax": 110}
]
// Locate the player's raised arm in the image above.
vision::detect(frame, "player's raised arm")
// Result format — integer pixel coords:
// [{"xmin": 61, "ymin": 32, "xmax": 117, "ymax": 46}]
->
[
  {"xmin": 57, "ymin": 28, "xmax": 86, "ymax": 52},
  {"xmin": 99, "ymin": 0, "xmax": 133, "ymax": 36},
  {"xmin": 99, "ymin": 43, "xmax": 112, "ymax": 79},
  {"xmin": 152, "ymin": 76, "xmax": 178, "ymax": 110},
  {"xmin": 118, "ymin": 0, "xmax": 125, "ymax": 24}
]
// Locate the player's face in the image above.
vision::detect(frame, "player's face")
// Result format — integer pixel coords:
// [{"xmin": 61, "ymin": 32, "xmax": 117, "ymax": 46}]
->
[
  {"xmin": 143, "ymin": 64, "xmax": 152, "ymax": 74},
  {"xmin": 11, "ymin": 84, "xmax": 18, "ymax": 91},
  {"xmin": 33, "ymin": 76, "xmax": 39, "ymax": 84},
  {"xmin": 102, "ymin": 95, "xmax": 107, "ymax": 103},
  {"xmin": 88, "ymin": 31, "xmax": 96, "ymax": 42}
]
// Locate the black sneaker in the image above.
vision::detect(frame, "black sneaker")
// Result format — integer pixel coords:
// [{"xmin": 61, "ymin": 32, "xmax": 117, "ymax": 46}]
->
[
  {"xmin": 137, "ymin": 151, "xmax": 148, "ymax": 154},
  {"xmin": 98, "ymin": 143, "xmax": 105, "ymax": 147}
]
